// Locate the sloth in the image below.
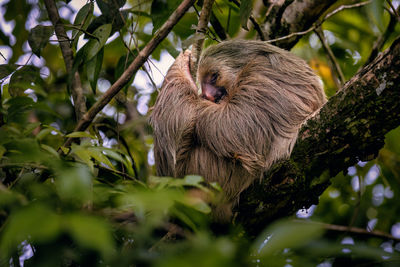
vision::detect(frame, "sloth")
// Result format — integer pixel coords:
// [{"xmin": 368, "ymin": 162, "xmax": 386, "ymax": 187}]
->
[{"xmin": 149, "ymin": 40, "xmax": 326, "ymax": 221}]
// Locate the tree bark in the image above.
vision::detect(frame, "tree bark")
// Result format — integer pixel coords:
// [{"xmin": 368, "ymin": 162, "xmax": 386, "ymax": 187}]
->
[
  {"xmin": 234, "ymin": 37, "xmax": 400, "ymax": 237},
  {"xmin": 263, "ymin": 0, "xmax": 337, "ymax": 49}
]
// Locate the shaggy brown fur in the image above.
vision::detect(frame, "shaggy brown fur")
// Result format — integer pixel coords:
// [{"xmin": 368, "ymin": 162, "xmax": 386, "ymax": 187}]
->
[{"xmin": 149, "ymin": 40, "xmax": 326, "ymax": 221}]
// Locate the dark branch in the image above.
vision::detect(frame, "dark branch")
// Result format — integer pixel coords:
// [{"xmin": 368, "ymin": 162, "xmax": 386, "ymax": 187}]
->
[{"xmin": 235, "ymin": 37, "xmax": 400, "ymax": 237}]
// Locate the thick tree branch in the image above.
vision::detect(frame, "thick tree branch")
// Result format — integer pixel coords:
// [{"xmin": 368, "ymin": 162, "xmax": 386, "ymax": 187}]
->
[
  {"xmin": 235, "ymin": 37, "xmax": 400, "ymax": 237},
  {"xmin": 264, "ymin": 0, "xmax": 337, "ymax": 49},
  {"xmin": 44, "ymin": 0, "xmax": 87, "ymax": 120},
  {"xmin": 264, "ymin": 1, "xmax": 373, "ymax": 49},
  {"xmin": 63, "ymin": 0, "xmax": 196, "ymax": 148}
]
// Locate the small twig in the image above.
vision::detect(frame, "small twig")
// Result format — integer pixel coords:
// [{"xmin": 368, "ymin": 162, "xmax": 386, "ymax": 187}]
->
[
  {"xmin": 210, "ymin": 11, "xmax": 227, "ymax": 40},
  {"xmin": 62, "ymin": 0, "xmax": 197, "ymax": 149},
  {"xmin": 66, "ymin": 24, "xmax": 100, "ymax": 41},
  {"xmin": 250, "ymin": 15, "xmax": 265, "ymax": 41},
  {"xmin": 267, "ymin": 1, "xmax": 372, "ymax": 44},
  {"xmin": 0, "ymin": 51, "xmax": 6, "ymax": 61},
  {"xmin": 96, "ymin": 164, "xmax": 137, "ymax": 181},
  {"xmin": 314, "ymin": 27, "xmax": 345, "ymax": 86},
  {"xmin": 317, "ymin": 222, "xmax": 400, "ymax": 242},
  {"xmin": 149, "ymin": 223, "xmax": 186, "ymax": 252},
  {"xmin": 191, "ymin": 0, "xmax": 215, "ymax": 78},
  {"xmin": 386, "ymin": 0, "xmax": 400, "ymax": 21},
  {"xmin": 44, "ymin": 0, "xmax": 87, "ymax": 121}
]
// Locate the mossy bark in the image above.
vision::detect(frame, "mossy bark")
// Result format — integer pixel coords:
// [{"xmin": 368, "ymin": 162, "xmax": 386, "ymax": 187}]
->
[{"xmin": 235, "ymin": 38, "xmax": 400, "ymax": 237}]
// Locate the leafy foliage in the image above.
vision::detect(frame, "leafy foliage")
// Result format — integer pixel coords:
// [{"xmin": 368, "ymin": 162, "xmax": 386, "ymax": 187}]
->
[{"xmin": 0, "ymin": 0, "xmax": 399, "ymax": 266}]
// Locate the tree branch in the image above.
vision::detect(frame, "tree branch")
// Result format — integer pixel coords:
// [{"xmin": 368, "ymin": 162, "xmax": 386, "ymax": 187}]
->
[
  {"xmin": 316, "ymin": 221, "xmax": 400, "ymax": 242},
  {"xmin": 62, "ymin": 0, "xmax": 197, "ymax": 149},
  {"xmin": 265, "ymin": 1, "xmax": 372, "ymax": 49},
  {"xmin": 263, "ymin": 0, "xmax": 337, "ymax": 49},
  {"xmin": 191, "ymin": 0, "xmax": 215, "ymax": 78},
  {"xmin": 235, "ymin": 37, "xmax": 400, "ymax": 237},
  {"xmin": 314, "ymin": 26, "xmax": 345, "ymax": 86},
  {"xmin": 44, "ymin": 0, "xmax": 87, "ymax": 121}
]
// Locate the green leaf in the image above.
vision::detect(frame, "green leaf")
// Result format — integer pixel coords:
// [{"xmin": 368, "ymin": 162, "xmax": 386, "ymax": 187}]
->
[
  {"xmin": 65, "ymin": 213, "xmax": 115, "ymax": 257},
  {"xmin": 22, "ymin": 122, "xmax": 41, "ymax": 136},
  {"xmin": 102, "ymin": 148, "xmax": 134, "ymax": 175},
  {"xmin": 86, "ymin": 47, "xmax": 104, "ymax": 93},
  {"xmin": 253, "ymin": 220, "xmax": 324, "ymax": 258},
  {"xmin": 8, "ymin": 65, "xmax": 45, "ymax": 97},
  {"xmin": 240, "ymin": 0, "xmax": 254, "ymax": 31},
  {"xmin": 83, "ymin": 23, "xmax": 112, "ymax": 61},
  {"xmin": 0, "ymin": 204, "xmax": 61, "ymax": 258},
  {"xmin": 0, "ymin": 64, "xmax": 18, "ymax": 79},
  {"xmin": 66, "ymin": 131, "xmax": 96, "ymax": 139},
  {"xmin": 115, "ymin": 52, "xmax": 135, "ymax": 80},
  {"xmin": 55, "ymin": 163, "xmax": 93, "ymax": 202},
  {"xmin": 97, "ymin": 0, "xmax": 126, "ymax": 16},
  {"xmin": 367, "ymin": 0, "xmax": 385, "ymax": 32},
  {"xmin": 0, "ymin": 144, "xmax": 6, "ymax": 159},
  {"xmin": 151, "ymin": 0, "xmax": 181, "ymax": 33},
  {"xmin": 28, "ymin": 25, "xmax": 54, "ymax": 57},
  {"xmin": 184, "ymin": 175, "xmax": 204, "ymax": 186},
  {"xmin": 40, "ymin": 144, "xmax": 59, "ymax": 158},
  {"xmin": 70, "ymin": 144, "xmax": 94, "ymax": 171},
  {"xmin": 72, "ymin": 2, "xmax": 94, "ymax": 48},
  {"xmin": 87, "ymin": 147, "xmax": 115, "ymax": 170}
]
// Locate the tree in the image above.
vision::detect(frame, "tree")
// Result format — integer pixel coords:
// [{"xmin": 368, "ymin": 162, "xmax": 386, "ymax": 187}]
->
[{"xmin": 0, "ymin": 0, "xmax": 400, "ymax": 266}]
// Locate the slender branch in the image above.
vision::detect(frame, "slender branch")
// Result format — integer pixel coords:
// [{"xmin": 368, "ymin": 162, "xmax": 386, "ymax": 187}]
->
[
  {"xmin": 313, "ymin": 221, "xmax": 400, "ymax": 242},
  {"xmin": 314, "ymin": 27, "xmax": 345, "ymax": 86},
  {"xmin": 210, "ymin": 11, "xmax": 227, "ymax": 40},
  {"xmin": 191, "ymin": 0, "xmax": 215, "ymax": 78},
  {"xmin": 96, "ymin": 164, "xmax": 137, "ymax": 181},
  {"xmin": 62, "ymin": 0, "xmax": 197, "ymax": 149},
  {"xmin": 66, "ymin": 24, "xmax": 100, "ymax": 40},
  {"xmin": 250, "ymin": 15, "xmax": 265, "ymax": 41},
  {"xmin": 385, "ymin": 0, "xmax": 400, "ymax": 21},
  {"xmin": 266, "ymin": 1, "xmax": 372, "ymax": 45},
  {"xmin": 43, "ymin": 0, "xmax": 87, "ymax": 121}
]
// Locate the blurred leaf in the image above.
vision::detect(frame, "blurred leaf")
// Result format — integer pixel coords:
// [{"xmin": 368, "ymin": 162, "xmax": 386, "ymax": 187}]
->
[
  {"xmin": 65, "ymin": 213, "xmax": 115, "ymax": 257},
  {"xmin": 239, "ymin": 0, "xmax": 253, "ymax": 31},
  {"xmin": 87, "ymin": 146, "xmax": 115, "ymax": 170},
  {"xmin": 0, "ymin": 144, "xmax": 5, "ymax": 159},
  {"xmin": 86, "ymin": 47, "xmax": 104, "ymax": 93},
  {"xmin": 8, "ymin": 65, "xmax": 45, "ymax": 97},
  {"xmin": 184, "ymin": 175, "xmax": 204, "ymax": 186},
  {"xmin": 253, "ymin": 220, "xmax": 324, "ymax": 257},
  {"xmin": 0, "ymin": 204, "xmax": 61, "ymax": 259},
  {"xmin": 151, "ymin": 0, "xmax": 181, "ymax": 33},
  {"xmin": 367, "ymin": 0, "xmax": 385, "ymax": 33},
  {"xmin": 40, "ymin": 144, "xmax": 59, "ymax": 158},
  {"xmin": 70, "ymin": 144, "xmax": 95, "ymax": 171},
  {"xmin": 0, "ymin": 64, "xmax": 18, "ymax": 79},
  {"xmin": 66, "ymin": 131, "xmax": 96, "ymax": 139},
  {"xmin": 28, "ymin": 25, "xmax": 54, "ymax": 57},
  {"xmin": 55, "ymin": 164, "xmax": 93, "ymax": 203}
]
